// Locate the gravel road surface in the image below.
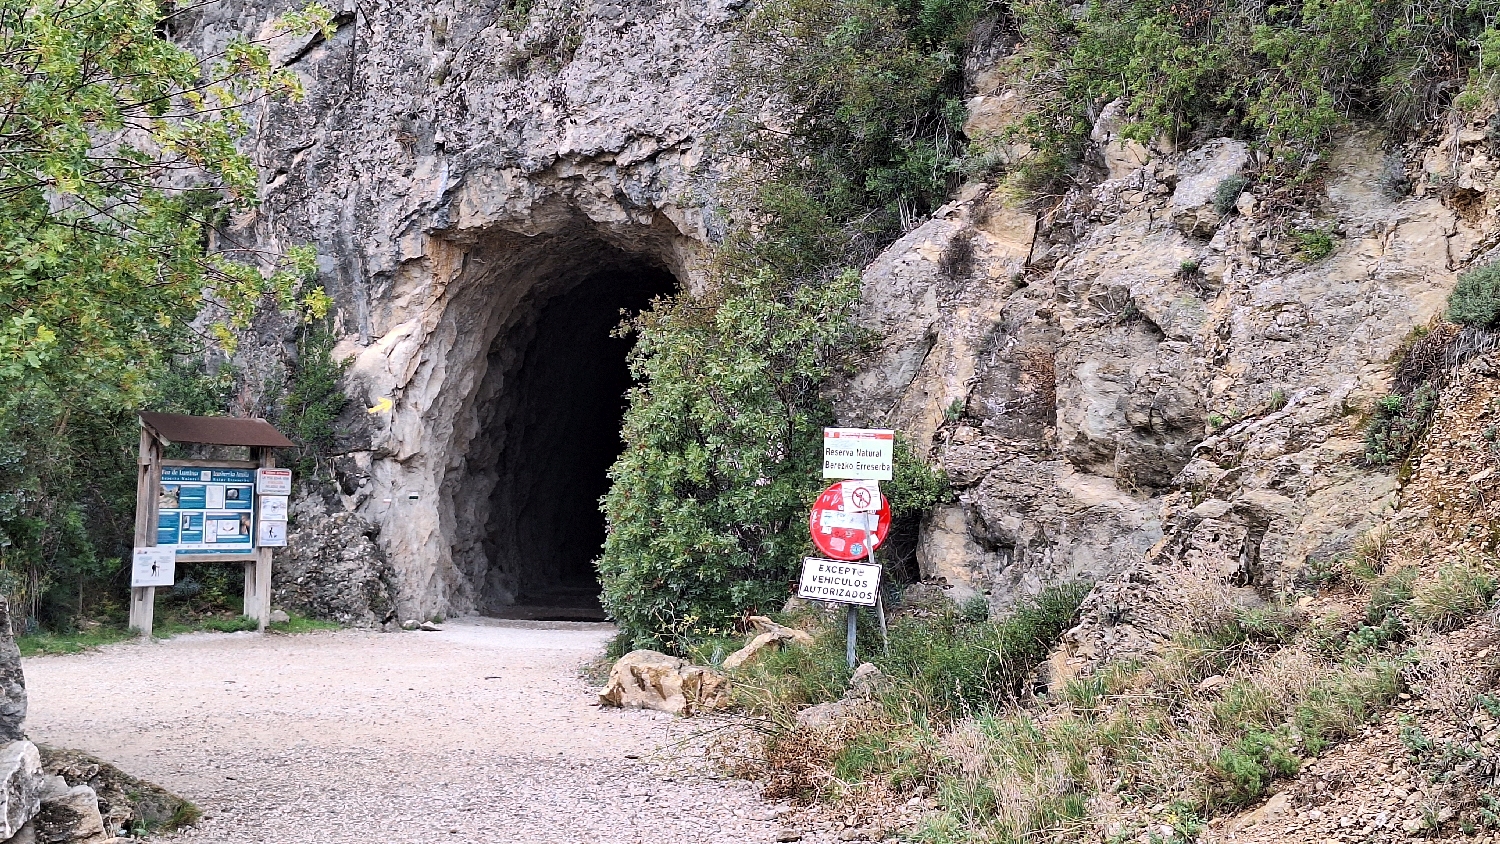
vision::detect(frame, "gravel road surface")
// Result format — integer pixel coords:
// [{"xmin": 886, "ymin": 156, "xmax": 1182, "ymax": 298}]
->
[{"xmin": 23, "ymin": 619, "xmax": 835, "ymax": 844}]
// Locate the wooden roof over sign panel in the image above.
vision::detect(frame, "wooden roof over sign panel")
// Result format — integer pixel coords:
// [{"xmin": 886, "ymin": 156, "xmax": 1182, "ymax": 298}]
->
[{"xmin": 139, "ymin": 412, "xmax": 294, "ymax": 448}]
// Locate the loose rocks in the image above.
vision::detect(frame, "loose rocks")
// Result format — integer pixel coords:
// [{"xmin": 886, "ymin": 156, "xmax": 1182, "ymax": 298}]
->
[{"xmin": 597, "ymin": 650, "xmax": 729, "ymax": 716}]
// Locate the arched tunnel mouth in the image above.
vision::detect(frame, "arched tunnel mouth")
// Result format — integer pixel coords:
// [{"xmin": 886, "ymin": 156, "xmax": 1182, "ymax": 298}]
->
[{"xmin": 469, "ymin": 247, "xmax": 676, "ymax": 621}]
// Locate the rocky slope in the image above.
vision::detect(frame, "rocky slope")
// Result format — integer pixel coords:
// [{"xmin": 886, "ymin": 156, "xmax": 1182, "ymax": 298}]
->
[{"xmin": 202, "ymin": 0, "xmax": 1500, "ymax": 647}]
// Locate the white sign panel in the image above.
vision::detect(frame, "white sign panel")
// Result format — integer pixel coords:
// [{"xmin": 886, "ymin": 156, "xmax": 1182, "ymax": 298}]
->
[
  {"xmin": 256, "ymin": 468, "xmax": 293, "ymax": 496},
  {"xmin": 256, "ymin": 519, "xmax": 288, "ymax": 547},
  {"xmin": 839, "ymin": 480, "xmax": 881, "ymax": 512},
  {"xmin": 259, "ymin": 495, "xmax": 289, "ymax": 521},
  {"xmin": 131, "ymin": 547, "xmax": 176, "ymax": 588},
  {"xmin": 796, "ymin": 557, "xmax": 881, "ymax": 607},
  {"xmin": 822, "ymin": 428, "xmax": 894, "ymax": 480}
]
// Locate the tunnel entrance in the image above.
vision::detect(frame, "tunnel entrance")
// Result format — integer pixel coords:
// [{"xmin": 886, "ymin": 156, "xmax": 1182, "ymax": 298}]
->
[{"xmin": 469, "ymin": 250, "xmax": 675, "ymax": 621}]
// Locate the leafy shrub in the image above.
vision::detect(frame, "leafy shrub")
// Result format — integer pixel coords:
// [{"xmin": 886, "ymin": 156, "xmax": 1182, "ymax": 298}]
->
[
  {"xmin": 998, "ymin": 1, "xmax": 1500, "ymax": 184},
  {"xmin": 1447, "ymin": 262, "xmax": 1500, "ymax": 328}
]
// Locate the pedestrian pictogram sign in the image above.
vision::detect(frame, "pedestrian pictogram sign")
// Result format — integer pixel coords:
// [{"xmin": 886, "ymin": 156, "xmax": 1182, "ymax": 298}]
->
[{"xmin": 809, "ymin": 481, "xmax": 890, "ymax": 561}]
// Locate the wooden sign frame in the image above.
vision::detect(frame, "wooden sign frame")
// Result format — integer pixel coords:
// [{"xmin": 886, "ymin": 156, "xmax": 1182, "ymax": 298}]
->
[{"xmin": 130, "ymin": 415, "xmax": 291, "ymax": 637}]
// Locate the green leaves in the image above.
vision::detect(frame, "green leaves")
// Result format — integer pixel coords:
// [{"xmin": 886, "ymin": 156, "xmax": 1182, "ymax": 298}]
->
[{"xmin": 0, "ymin": 0, "xmax": 330, "ymax": 405}]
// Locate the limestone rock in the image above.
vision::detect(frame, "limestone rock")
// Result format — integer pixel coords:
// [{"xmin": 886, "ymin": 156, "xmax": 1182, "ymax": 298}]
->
[
  {"xmin": 597, "ymin": 651, "xmax": 727, "ymax": 716},
  {"xmin": 0, "ymin": 743, "xmax": 43, "ymax": 840},
  {"xmin": 848, "ymin": 663, "xmax": 885, "ymax": 698},
  {"xmin": 1169, "ymin": 138, "xmax": 1250, "ymax": 236},
  {"xmin": 275, "ymin": 512, "xmax": 396, "ymax": 627},
  {"xmin": 33, "ymin": 778, "xmax": 107, "ymax": 844},
  {"xmin": 722, "ymin": 617, "xmax": 816, "ymax": 670},
  {"xmin": 40, "ymin": 745, "xmax": 194, "ymax": 836},
  {"xmin": 267, "ymin": 609, "xmax": 290, "ymax": 625},
  {"xmin": 0, "ymin": 599, "xmax": 25, "ymax": 742},
  {"xmin": 746, "ymin": 617, "xmax": 815, "ymax": 646}
]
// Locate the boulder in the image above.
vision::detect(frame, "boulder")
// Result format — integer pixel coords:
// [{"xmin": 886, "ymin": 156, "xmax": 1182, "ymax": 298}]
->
[
  {"xmin": 721, "ymin": 617, "xmax": 816, "ymax": 670},
  {"xmin": 275, "ymin": 512, "xmax": 396, "ymax": 627},
  {"xmin": 0, "ymin": 600, "xmax": 25, "ymax": 742},
  {"xmin": 39, "ymin": 745, "xmax": 195, "ymax": 836},
  {"xmin": 597, "ymin": 651, "xmax": 728, "ymax": 716},
  {"xmin": 33, "ymin": 778, "xmax": 106, "ymax": 844},
  {"xmin": 0, "ymin": 744, "xmax": 42, "ymax": 840},
  {"xmin": 1169, "ymin": 138, "xmax": 1250, "ymax": 236}
]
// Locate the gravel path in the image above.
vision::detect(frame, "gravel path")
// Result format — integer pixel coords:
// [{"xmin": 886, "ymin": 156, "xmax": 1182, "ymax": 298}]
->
[{"xmin": 23, "ymin": 620, "xmax": 837, "ymax": 844}]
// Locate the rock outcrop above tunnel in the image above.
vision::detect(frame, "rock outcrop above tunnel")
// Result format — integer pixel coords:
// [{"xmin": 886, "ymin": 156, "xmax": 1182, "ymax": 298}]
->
[{"xmin": 177, "ymin": 0, "xmax": 744, "ymax": 621}]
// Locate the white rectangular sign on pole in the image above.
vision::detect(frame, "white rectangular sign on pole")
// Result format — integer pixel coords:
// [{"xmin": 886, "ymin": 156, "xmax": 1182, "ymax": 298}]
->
[
  {"xmin": 797, "ymin": 557, "xmax": 881, "ymax": 607},
  {"xmin": 131, "ymin": 547, "xmax": 176, "ymax": 588},
  {"xmin": 255, "ymin": 468, "xmax": 293, "ymax": 496},
  {"xmin": 822, "ymin": 428, "xmax": 894, "ymax": 481},
  {"xmin": 839, "ymin": 479, "xmax": 881, "ymax": 512}
]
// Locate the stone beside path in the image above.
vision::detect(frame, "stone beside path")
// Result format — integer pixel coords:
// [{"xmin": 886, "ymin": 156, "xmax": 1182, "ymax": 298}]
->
[{"xmin": 23, "ymin": 620, "xmax": 839, "ymax": 844}]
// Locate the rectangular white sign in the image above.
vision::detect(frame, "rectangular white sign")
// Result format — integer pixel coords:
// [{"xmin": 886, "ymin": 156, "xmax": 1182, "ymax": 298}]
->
[
  {"xmin": 259, "ymin": 495, "xmax": 289, "ymax": 521},
  {"xmin": 796, "ymin": 557, "xmax": 881, "ymax": 607},
  {"xmin": 256, "ymin": 468, "xmax": 293, "ymax": 496},
  {"xmin": 839, "ymin": 480, "xmax": 881, "ymax": 512},
  {"xmin": 131, "ymin": 547, "xmax": 176, "ymax": 588},
  {"xmin": 256, "ymin": 519, "xmax": 288, "ymax": 547},
  {"xmin": 822, "ymin": 428, "xmax": 894, "ymax": 480}
]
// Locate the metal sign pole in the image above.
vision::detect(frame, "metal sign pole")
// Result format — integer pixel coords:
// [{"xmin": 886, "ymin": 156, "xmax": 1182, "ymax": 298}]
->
[
  {"xmin": 868, "ymin": 510, "xmax": 888, "ymax": 652},
  {"xmin": 845, "ymin": 605, "xmax": 857, "ymax": 669}
]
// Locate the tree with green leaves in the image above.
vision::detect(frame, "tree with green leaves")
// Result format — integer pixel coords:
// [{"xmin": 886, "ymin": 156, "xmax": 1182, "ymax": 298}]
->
[{"xmin": 0, "ymin": 0, "xmax": 333, "ymax": 627}]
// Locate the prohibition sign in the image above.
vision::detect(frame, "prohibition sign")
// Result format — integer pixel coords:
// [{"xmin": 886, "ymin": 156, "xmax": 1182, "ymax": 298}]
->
[
  {"xmin": 808, "ymin": 483, "xmax": 891, "ymax": 562},
  {"xmin": 849, "ymin": 486, "xmax": 873, "ymax": 510}
]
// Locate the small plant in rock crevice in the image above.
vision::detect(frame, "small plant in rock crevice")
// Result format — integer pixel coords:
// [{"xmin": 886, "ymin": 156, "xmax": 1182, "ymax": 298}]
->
[{"xmin": 1213, "ymin": 175, "xmax": 1247, "ymax": 216}]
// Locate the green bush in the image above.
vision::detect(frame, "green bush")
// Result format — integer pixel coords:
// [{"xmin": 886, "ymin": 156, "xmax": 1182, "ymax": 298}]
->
[
  {"xmin": 1213, "ymin": 176, "xmax": 1247, "ymax": 216},
  {"xmin": 1447, "ymin": 262, "xmax": 1500, "ymax": 328},
  {"xmin": 996, "ymin": 1, "xmax": 1500, "ymax": 183},
  {"xmin": 1293, "ymin": 227, "xmax": 1337, "ymax": 261}
]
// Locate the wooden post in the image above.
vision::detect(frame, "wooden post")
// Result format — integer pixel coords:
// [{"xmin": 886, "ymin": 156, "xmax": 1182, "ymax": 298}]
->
[
  {"xmin": 128, "ymin": 426, "xmax": 163, "ymax": 636},
  {"xmin": 243, "ymin": 449, "xmax": 274, "ymax": 631}
]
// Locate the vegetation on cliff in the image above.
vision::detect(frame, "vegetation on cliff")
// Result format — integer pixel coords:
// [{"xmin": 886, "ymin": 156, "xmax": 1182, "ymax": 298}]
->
[{"xmin": 0, "ymin": 0, "xmax": 333, "ymax": 630}]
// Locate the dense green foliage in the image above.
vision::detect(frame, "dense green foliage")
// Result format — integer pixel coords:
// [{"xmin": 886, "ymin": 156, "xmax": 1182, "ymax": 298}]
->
[
  {"xmin": 599, "ymin": 0, "xmax": 972, "ymax": 650},
  {"xmin": 996, "ymin": 0, "xmax": 1500, "ymax": 182},
  {"xmin": 0, "ymin": 0, "xmax": 333, "ymax": 629}
]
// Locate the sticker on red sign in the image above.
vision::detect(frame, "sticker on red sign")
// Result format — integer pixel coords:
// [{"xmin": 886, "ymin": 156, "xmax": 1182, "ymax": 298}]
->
[{"xmin": 809, "ymin": 482, "xmax": 890, "ymax": 561}]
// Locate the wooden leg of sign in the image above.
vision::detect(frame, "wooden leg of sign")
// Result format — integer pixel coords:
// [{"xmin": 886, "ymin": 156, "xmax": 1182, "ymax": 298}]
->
[
  {"xmin": 128, "ymin": 586, "xmax": 155, "ymax": 638},
  {"xmin": 845, "ymin": 605, "xmax": 857, "ymax": 669},
  {"xmin": 244, "ymin": 550, "xmax": 272, "ymax": 631}
]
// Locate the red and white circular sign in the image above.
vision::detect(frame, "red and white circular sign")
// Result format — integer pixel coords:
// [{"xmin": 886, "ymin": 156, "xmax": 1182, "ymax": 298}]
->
[{"xmin": 808, "ymin": 482, "xmax": 891, "ymax": 562}]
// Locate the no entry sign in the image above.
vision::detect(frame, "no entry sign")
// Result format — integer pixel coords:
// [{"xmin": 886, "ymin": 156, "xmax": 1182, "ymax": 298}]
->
[{"xmin": 809, "ymin": 481, "xmax": 890, "ymax": 561}]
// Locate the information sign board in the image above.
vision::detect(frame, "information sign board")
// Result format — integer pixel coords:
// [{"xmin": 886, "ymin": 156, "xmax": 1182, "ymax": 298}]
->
[
  {"xmin": 131, "ymin": 547, "xmax": 176, "ymax": 587},
  {"xmin": 822, "ymin": 428, "xmax": 894, "ymax": 480},
  {"xmin": 158, "ymin": 466, "xmax": 256, "ymax": 557},
  {"xmin": 797, "ymin": 557, "xmax": 881, "ymax": 606}
]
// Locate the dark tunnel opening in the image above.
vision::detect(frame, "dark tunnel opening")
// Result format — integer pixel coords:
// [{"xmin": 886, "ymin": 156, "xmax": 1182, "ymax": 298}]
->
[{"xmin": 478, "ymin": 259, "xmax": 676, "ymax": 620}]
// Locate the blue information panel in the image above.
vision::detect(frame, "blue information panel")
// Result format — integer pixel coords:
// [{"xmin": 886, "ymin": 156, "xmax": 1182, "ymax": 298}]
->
[{"xmin": 158, "ymin": 467, "xmax": 257, "ymax": 557}]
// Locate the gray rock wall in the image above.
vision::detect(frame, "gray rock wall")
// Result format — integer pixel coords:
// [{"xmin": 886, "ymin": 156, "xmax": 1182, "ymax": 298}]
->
[
  {"xmin": 201, "ymin": 0, "xmax": 1499, "ymax": 626},
  {"xmin": 851, "ymin": 121, "xmax": 1494, "ymax": 612},
  {"xmin": 183, "ymin": 0, "xmax": 746, "ymax": 620}
]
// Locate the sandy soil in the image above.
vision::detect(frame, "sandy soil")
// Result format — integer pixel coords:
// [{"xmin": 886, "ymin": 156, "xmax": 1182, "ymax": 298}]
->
[{"xmin": 22, "ymin": 619, "xmax": 837, "ymax": 844}]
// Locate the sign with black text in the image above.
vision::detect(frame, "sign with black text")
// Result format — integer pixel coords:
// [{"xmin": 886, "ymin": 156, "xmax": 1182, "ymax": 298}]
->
[
  {"xmin": 796, "ymin": 557, "xmax": 881, "ymax": 607},
  {"xmin": 822, "ymin": 428, "xmax": 894, "ymax": 480}
]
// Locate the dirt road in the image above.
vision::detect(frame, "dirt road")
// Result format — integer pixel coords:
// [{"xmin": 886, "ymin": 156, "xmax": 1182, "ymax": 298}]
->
[{"xmin": 23, "ymin": 619, "xmax": 833, "ymax": 844}]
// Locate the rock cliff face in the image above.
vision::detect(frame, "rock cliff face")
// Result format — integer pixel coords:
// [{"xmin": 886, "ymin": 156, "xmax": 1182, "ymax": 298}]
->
[
  {"xmin": 180, "ymin": 0, "xmax": 746, "ymax": 620},
  {"xmin": 203, "ymin": 0, "xmax": 1499, "ymax": 625},
  {"xmin": 854, "ymin": 113, "xmax": 1498, "ymax": 619}
]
